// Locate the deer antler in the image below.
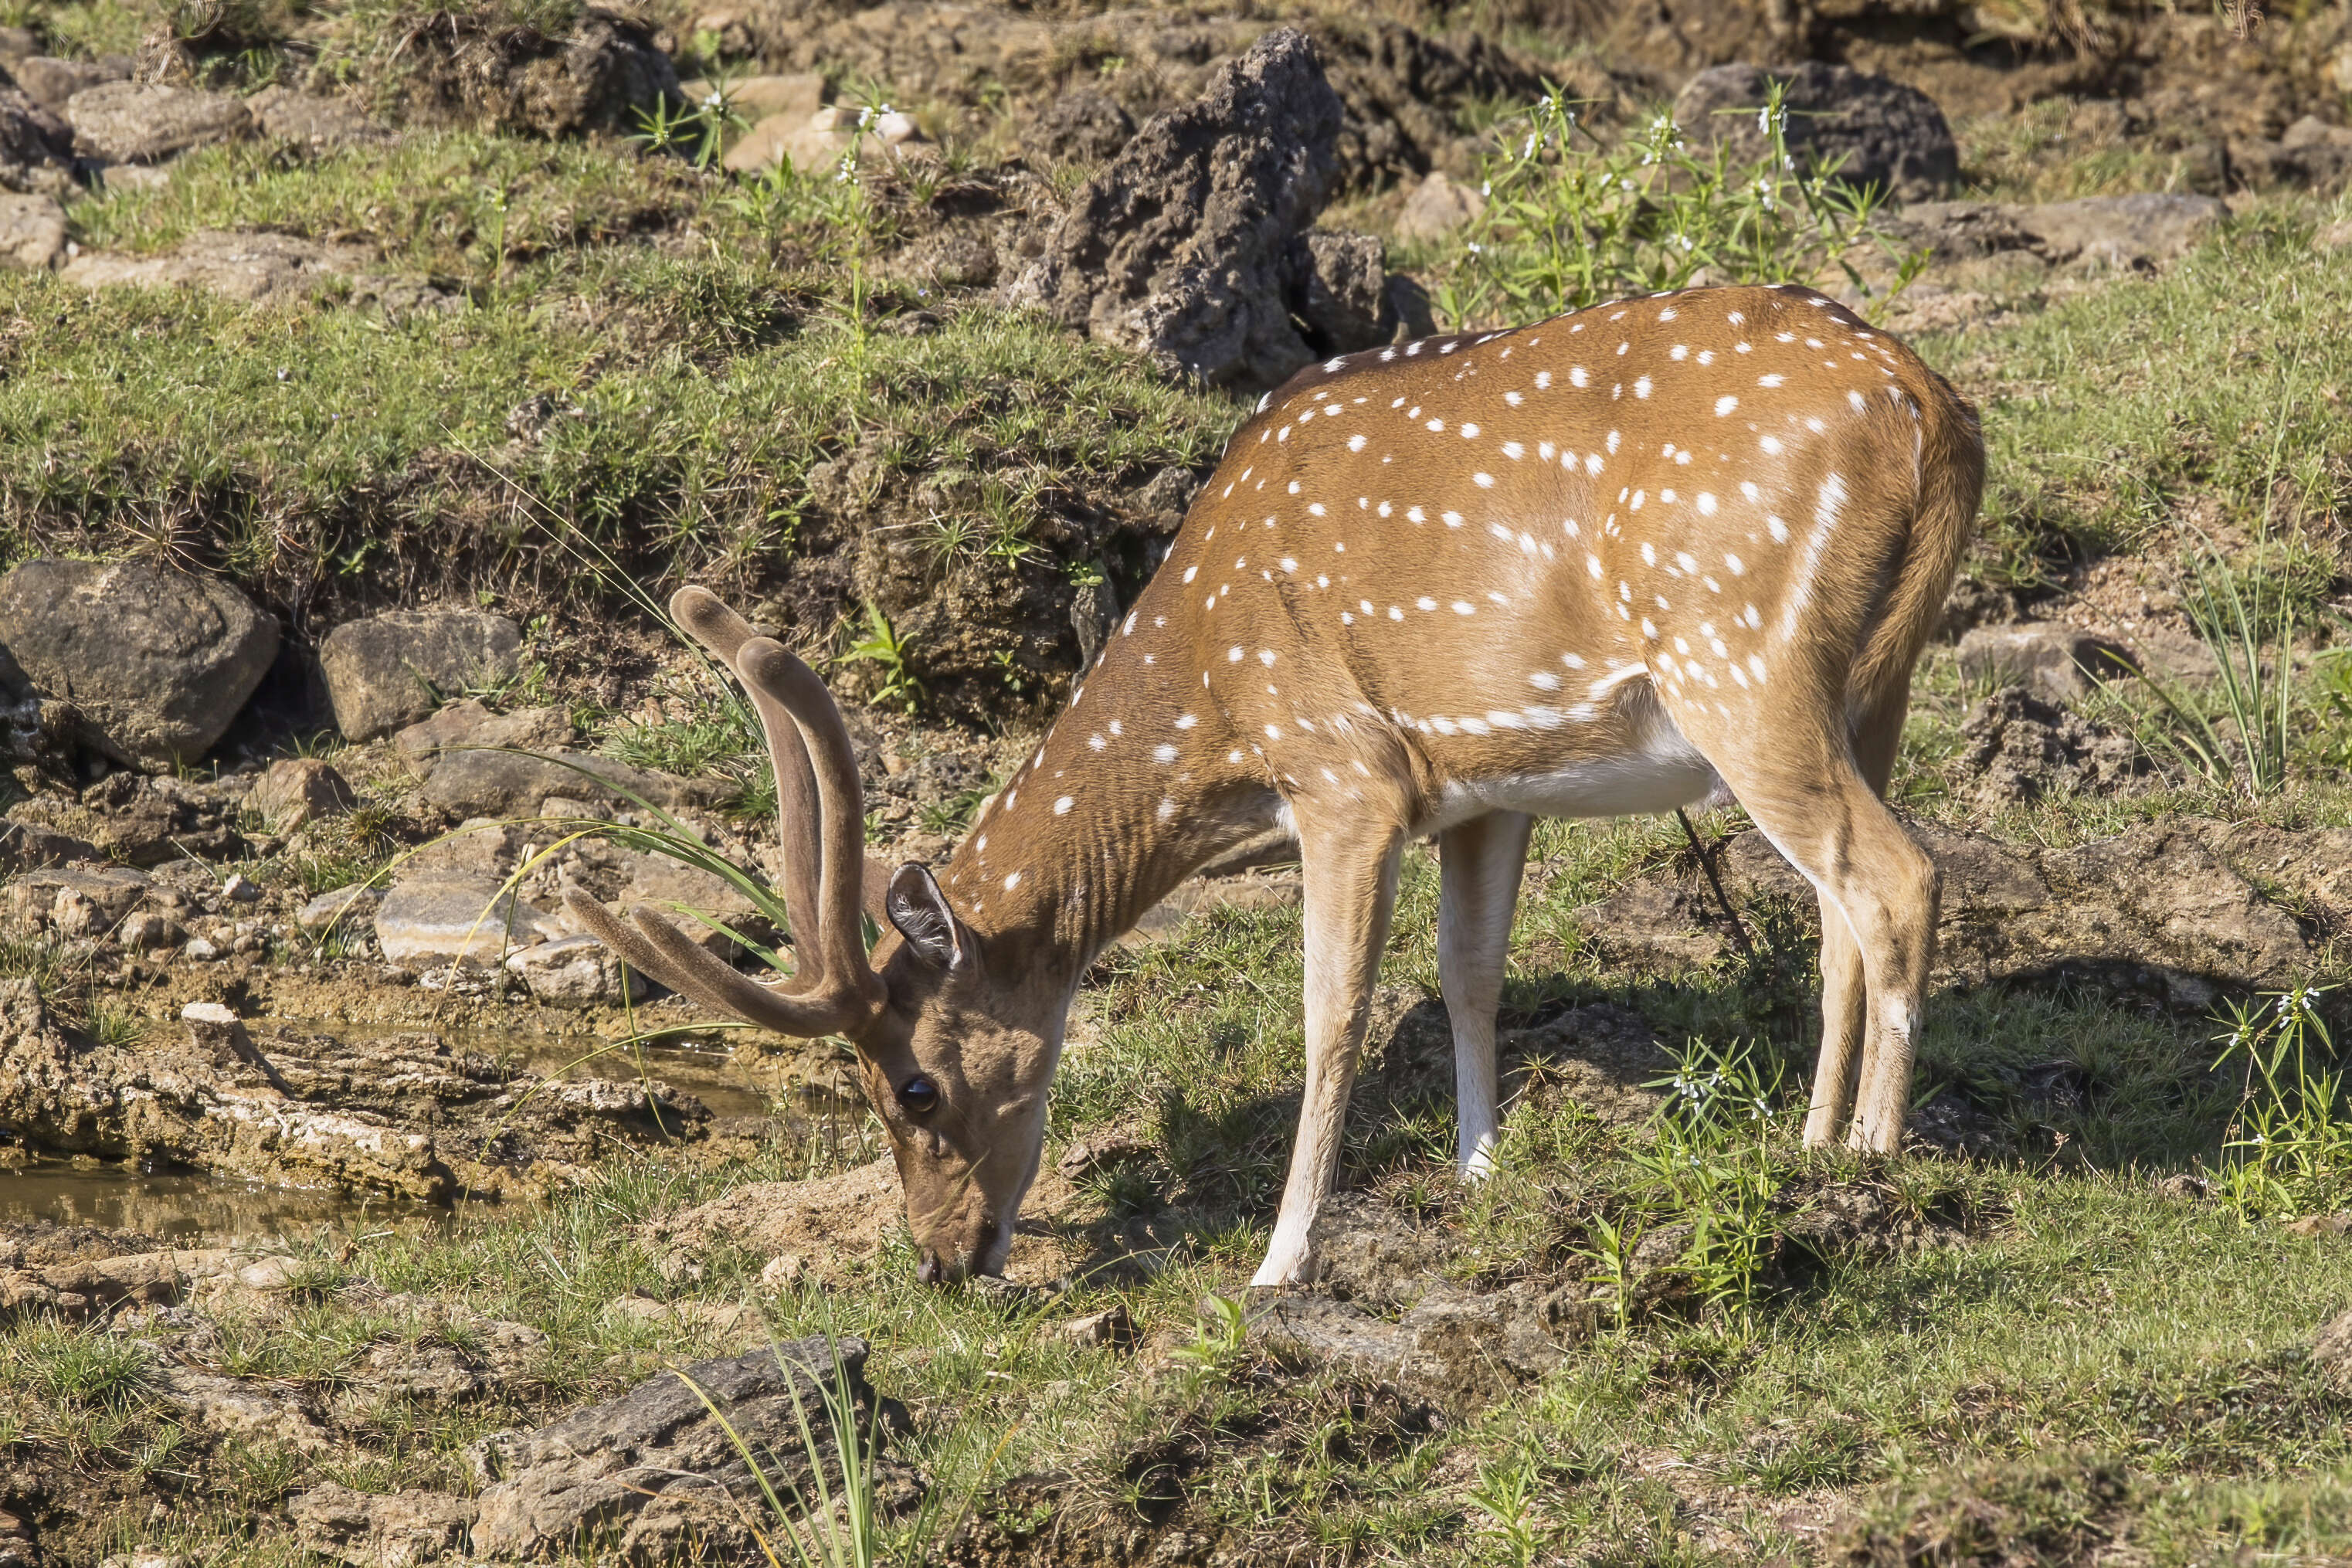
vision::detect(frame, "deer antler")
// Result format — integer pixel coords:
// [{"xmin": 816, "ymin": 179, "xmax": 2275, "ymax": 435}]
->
[{"xmin": 560, "ymin": 587, "xmax": 888, "ymax": 1040}]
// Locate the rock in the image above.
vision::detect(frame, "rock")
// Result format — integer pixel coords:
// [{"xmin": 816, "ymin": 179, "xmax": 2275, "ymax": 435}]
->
[
  {"xmin": 1009, "ymin": 28, "xmax": 1347, "ymax": 388},
  {"xmin": 419, "ymin": 748, "xmax": 724, "ymax": 818},
  {"xmin": 66, "ymin": 80, "xmax": 252, "ymax": 161},
  {"xmin": 1023, "ymin": 87, "xmax": 1135, "ymax": 164},
  {"xmin": 2, "ymin": 865, "xmax": 151, "ymax": 927},
  {"xmin": 1291, "ymin": 229, "xmax": 1395, "ymax": 355},
  {"xmin": 602, "ymin": 1291, "xmax": 765, "ymax": 1345},
  {"xmin": 297, "ymin": 883, "xmax": 384, "ymax": 935},
  {"xmin": 467, "ymin": 1339, "xmax": 904, "ymax": 1561},
  {"xmin": 7, "ymin": 772, "xmax": 241, "ymax": 864},
  {"xmin": 0, "ymin": 191, "xmax": 61, "ymax": 270},
  {"xmin": 374, "ymin": 878, "xmax": 561, "ymax": 967},
  {"xmin": 1674, "ymin": 62, "xmax": 1958, "ymax": 201},
  {"xmin": 1902, "ymin": 195, "xmax": 2226, "ymax": 270},
  {"xmin": 393, "ymin": 697, "xmax": 573, "ymax": 756},
  {"xmin": 245, "ymin": 85, "xmax": 385, "ymax": 151},
  {"xmin": 1957, "ymin": 621, "xmax": 2135, "ymax": 703},
  {"xmin": 289, "ymin": 1483, "xmax": 477, "ymax": 1568},
  {"xmin": 0, "ymin": 557, "xmax": 277, "ymax": 770},
  {"xmin": 708, "ymin": 72, "xmax": 824, "ymax": 122},
  {"xmin": 11, "ymin": 55, "xmax": 127, "ymax": 110},
  {"xmin": 62, "ymin": 229, "xmax": 453, "ymax": 311},
  {"xmin": 756, "ymin": 1252, "xmax": 807, "ymax": 1291},
  {"xmin": 1061, "ymin": 1305, "xmax": 1135, "ymax": 1349},
  {"xmin": 1957, "ymin": 688, "xmax": 2144, "ymax": 806},
  {"xmin": 721, "ymin": 103, "xmax": 925, "ymax": 175},
  {"xmin": 0, "ymin": 84, "xmax": 72, "ymax": 189},
  {"xmin": 153, "ymin": 1361, "xmax": 335, "ymax": 1451},
  {"xmin": 318, "ymin": 610, "xmax": 524, "ymax": 742},
  {"xmin": 1393, "ymin": 168, "xmax": 1484, "ymax": 243},
  {"xmin": 394, "ymin": 8, "xmax": 680, "ymax": 139},
  {"xmin": 2316, "ymin": 1308, "xmax": 2352, "ymax": 1392},
  {"xmin": 2017, "ymin": 193, "xmax": 2228, "ymax": 268},
  {"xmin": 249, "ymin": 757, "xmax": 357, "ymax": 829},
  {"xmin": 222, "ymin": 871, "xmax": 261, "ymax": 902},
  {"xmin": 2320, "ymin": 216, "xmax": 2352, "ymax": 252},
  {"xmin": 505, "ymin": 934, "xmax": 648, "ymax": 1006},
  {"xmin": 0, "ymin": 819, "xmax": 98, "ymax": 870},
  {"xmin": 1251, "ymin": 1280, "xmax": 1576, "ymax": 1399}
]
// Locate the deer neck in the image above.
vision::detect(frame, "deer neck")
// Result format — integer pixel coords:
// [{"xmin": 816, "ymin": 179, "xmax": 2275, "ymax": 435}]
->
[{"xmin": 938, "ymin": 609, "xmax": 1273, "ymax": 979}]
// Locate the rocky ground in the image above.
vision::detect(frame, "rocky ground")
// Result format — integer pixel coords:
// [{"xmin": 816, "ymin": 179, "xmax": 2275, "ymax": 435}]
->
[{"xmin": 0, "ymin": 0, "xmax": 2350, "ymax": 1560}]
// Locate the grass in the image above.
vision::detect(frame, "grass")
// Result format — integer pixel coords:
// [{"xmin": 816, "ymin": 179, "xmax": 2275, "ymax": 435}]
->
[{"xmin": 4, "ymin": 53, "xmax": 2352, "ymax": 1567}]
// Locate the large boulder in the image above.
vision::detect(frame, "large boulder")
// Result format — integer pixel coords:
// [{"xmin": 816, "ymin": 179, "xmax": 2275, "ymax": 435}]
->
[
  {"xmin": 9, "ymin": 55, "xmax": 128, "ymax": 111},
  {"xmin": 419, "ymin": 748, "xmax": 725, "ymax": 818},
  {"xmin": 373, "ymin": 877, "xmax": 562, "ymax": 968},
  {"xmin": 1675, "ymin": 62, "xmax": 1958, "ymax": 202},
  {"xmin": 66, "ymin": 80, "xmax": 253, "ymax": 161},
  {"xmin": 318, "ymin": 609, "xmax": 524, "ymax": 742},
  {"xmin": 467, "ymin": 1339, "xmax": 907, "ymax": 1560},
  {"xmin": 0, "ymin": 557, "xmax": 278, "ymax": 771},
  {"xmin": 1009, "ymin": 28, "xmax": 1363, "ymax": 387}
]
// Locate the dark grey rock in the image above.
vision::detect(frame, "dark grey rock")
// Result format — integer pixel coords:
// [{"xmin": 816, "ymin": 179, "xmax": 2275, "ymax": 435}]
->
[
  {"xmin": 1022, "ymin": 87, "xmax": 1134, "ymax": 165},
  {"xmin": 400, "ymin": 8, "xmax": 681, "ymax": 140},
  {"xmin": 1291, "ymin": 229, "xmax": 1393, "ymax": 355},
  {"xmin": 0, "ymin": 556, "xmax": 278, "ymax": 770},
  {"xmin": 66, "ymin": 80, "xmax": 252, "ymax": 161},
  {"xmin": 318, "ymin": 609, "xmax": 524, "ymax": 742},
  {"xmin": 7, "ymin": 772, "xmax": 243, "ymax": 866},
  {"xmin": 467, "ymin": 1339, "xmax": 901, "ymax": 1561},
  {"xmin": 1010, "ymin": 28, "xmax": 1346, "ymax": 389},
  {"xmin": 1674, "ymin": 61, "xmax": 1957, "ymax": 201},
  {"xmin": 0, "ymin": 83, "xmax": 70, "ymax": 193}
]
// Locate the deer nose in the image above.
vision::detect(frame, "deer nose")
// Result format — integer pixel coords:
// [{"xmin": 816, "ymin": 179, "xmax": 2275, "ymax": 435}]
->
[{"xmin": 915, "ymin": 1250, "xmax": 945, "ymax": 1286}]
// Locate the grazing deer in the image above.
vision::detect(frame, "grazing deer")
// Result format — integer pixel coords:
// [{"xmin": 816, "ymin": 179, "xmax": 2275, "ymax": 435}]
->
[{"xmin": 569, "ymin": 283, "xmax": 1983, "ymax": 1288}]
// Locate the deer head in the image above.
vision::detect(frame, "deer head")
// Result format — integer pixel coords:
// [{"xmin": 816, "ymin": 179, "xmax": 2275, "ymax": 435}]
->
[{"xmin": 562, "ymin": 588, "xmax": 1068, "ymax": 1284}]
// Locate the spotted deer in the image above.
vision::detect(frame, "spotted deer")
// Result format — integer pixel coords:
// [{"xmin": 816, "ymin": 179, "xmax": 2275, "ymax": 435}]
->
[{"xmin": 568, "ymin": 282, "xmax": 1984, "ymax": 1288}]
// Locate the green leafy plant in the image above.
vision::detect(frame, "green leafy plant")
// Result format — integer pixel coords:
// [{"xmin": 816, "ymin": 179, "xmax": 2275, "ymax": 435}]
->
[
  {"xmin": 676, "ymin": 1337, "xmax": 884, "ymax": 1568},
  {"xmin": 1437, "ymin": 80, "xmax": 1926, "ymax": 329},
  {"xmin": 632, "ymin": 78, "xmax": 749, "ymax": 170},
  {"xmin": 1466, "ymin": 1454, "xmax": 1544, "ymax": 1568},
  {"xmin": 2211, "ymin": 984, "xmax": 2346, "ymax": 1220},
  {"xmin": 2111, "ymin": 541, "xmax": 2302, "ymax": 797},
  {"xmin": 839, "ymin": 602, "xmax": 923, "ymax": 715},
  {"xmin": 1170, "ymin": 1292, "xmax": 1249, "ymax": 1376}
]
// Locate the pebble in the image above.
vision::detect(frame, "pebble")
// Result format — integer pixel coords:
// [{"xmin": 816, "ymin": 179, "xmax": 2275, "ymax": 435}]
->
[
  {"xmin": 182, "ymin": 937, "xmax": 222, "ymax": 961},
  {"xmin": 222, "ymin": 872, "xmax": 262, "ymax": 902}
]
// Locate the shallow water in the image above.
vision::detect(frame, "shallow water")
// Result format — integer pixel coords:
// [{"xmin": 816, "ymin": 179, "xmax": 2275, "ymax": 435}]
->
[{"xmin": 0, "ymin": 1159, "xmax": 403, "ymax": 1244}]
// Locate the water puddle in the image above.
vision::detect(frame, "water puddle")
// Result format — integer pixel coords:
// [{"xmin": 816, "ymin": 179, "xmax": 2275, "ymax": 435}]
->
[{"xmin": 0, "ymin": 1159, "xmax": 412, "ymax": 1244}]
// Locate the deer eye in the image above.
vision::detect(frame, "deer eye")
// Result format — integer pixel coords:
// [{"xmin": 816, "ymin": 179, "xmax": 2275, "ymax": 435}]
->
[{"xmin": 897, "ymin": 1076, "xmax": 939, "ymax": 1116}]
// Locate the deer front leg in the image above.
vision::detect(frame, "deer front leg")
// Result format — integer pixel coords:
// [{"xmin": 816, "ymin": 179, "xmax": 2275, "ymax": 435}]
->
[
  {"xmin": 1437, "ymin": 811, "xmax": 1532, "ymax": 1180},
  {"xmin": 1251, "ymin": 823, "xmax": 1406, "ymax": 1289}
]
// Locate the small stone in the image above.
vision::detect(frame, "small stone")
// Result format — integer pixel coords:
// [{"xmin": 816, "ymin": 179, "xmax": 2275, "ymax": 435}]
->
[
  {"xmin": 1394, "ymin": 169, "xmax": 1485, "ymax": 243},
  {"xmin": 1061, "ymin": 1304, "xmax": 1135, "ymax": 1349},
  {"xmin": 222, "ymin": 872, "xmax": 263, "ymax": 903},
  {"xmin": 0, "ymin": 191, "xmax": 63, "ymax": 270},
  {"xmin": 118, "ymin": 911, "xmax": 180, "ymax": 950},
  {"xmin": 2283, "ymin": 1213, "xmax": 2352, "ymax": 1237},
  {"xmin": 2319, "ymin": 217, "xmax": 2352, "ymax": 252},
  {"xmin": 182, "ymin": 936, "xmax": 222, "ymax": 961},
  {"xmin": 504, "ymin": 933, "xmax": 647, "ymax": 1006},
  {"xmin": 1957, "ymin": 622, "xmax": 2133, "ymax": 704},
  {"xmin": 248, "ymin": 757, "xmax": 355, "ymax": 829},
  {"xmin": 296, "ymin": 883, "xmax": 382, "ymax": 935},
  {"xmin": 757, "ymin": 1253, "xmax": 808, "ymax": 1291}
]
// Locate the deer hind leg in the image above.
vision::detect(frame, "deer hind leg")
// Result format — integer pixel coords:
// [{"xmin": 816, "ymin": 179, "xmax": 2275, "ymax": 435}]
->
[
  {"xmin": 1437, "ymin": 810, "xmax": 1532, "ymax": 1181},
  {"xmin": 1802, "ymin": 688, "xmax": 1908, "ymax": 1148},
  {"xmin": 1703, "ymin": 721, "xmax": 1936, "ymax": 1157},
  {"xmin": 1252, "ymin": 820, "xmax": 1407, "ymax": 1289}
]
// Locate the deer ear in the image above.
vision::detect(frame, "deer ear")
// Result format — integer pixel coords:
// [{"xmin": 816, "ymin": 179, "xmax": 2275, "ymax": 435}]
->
[{"xmin": 885, "ymin": 863, "xmax": 967, "ymax": 970}]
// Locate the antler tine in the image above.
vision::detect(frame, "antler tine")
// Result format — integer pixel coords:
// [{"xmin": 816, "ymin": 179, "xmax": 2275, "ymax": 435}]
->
[
  {"xmin": 562, "ymin": 888, "xmax": 856, "ymax": 1038},
  {"xmin": 670, "ymin": 587, "xmax": 824, "ymax": 996},
  {"xmin": 735, "ymin": 636, "xmax": 885, "ymax": 1013}
]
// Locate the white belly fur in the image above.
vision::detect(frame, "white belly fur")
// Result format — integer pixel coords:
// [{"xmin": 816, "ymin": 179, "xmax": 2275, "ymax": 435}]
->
[{"xmin": 1419, "ymin": 680, "xmax": 1725, "ymax": 832}]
